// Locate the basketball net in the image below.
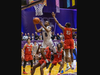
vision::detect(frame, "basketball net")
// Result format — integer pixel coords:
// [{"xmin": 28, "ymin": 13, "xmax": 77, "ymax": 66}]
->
[{"xmin": 34, "ymin": 3, "xmax": 45, "ymax": 16}]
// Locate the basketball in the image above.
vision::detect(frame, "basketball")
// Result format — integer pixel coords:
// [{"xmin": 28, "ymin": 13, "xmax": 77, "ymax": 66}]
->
[{"xmin": 33, "ymin": 17, "xmax": 40, "ymax": 24}]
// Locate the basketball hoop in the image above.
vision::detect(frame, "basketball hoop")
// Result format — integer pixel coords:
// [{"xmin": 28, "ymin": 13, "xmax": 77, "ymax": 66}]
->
[{"xmin": 34, "ymin": 3, "xmax": 45, "ymax": 16}]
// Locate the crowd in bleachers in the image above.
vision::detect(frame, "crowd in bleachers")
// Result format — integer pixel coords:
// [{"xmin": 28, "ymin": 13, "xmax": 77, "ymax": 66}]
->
[{"xmin": 21, "ymin": 32, "xmax": 77, "ymax": 41}]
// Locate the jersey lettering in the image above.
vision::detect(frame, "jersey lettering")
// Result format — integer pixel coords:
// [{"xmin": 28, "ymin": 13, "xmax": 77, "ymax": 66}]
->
[
  {"xmin": 45, "ymin": 33, "xmax": 48, "ymax": 37},
  {"xmin": 66, "ymin": 30, "xmax": 71, "ymax": 35}
]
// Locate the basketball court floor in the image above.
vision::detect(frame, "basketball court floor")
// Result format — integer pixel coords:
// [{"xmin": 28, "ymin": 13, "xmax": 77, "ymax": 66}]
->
[{"xmin": 21, "ymin": 60, "xmax": 77, "ymax": 75}]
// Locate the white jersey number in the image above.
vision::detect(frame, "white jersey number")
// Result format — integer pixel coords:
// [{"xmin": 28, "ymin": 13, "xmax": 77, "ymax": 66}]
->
[
  {"xmin": 66, "ymin": 30, "xmax": 71, "ymax": 35},
  {"xmin": 45, "ymin": 33, "xmax": 48, "ymax": 37},
  {"xmin": 28, "ymin": 49, "xmax": 30, "ymax": 51}
]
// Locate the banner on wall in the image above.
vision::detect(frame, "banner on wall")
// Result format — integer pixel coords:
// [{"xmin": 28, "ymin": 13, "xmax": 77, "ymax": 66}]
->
[
  {"xmin": 21, "ymin": 40, "xmax": 61, "ymax": 48},
  {"xmin": 56, "ymin": 0, "xmax": 60, "ymax": 13},
  {"xmin": 21, "ymin": 39, "xmax": 77, "ymax": 48}
]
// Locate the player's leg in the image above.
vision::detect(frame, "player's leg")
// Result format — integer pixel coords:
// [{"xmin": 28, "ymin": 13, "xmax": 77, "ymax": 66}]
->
[
  {"xmin": 48, "ymin": 39, "xmax": 57, "ymax": 53},
  {"xmin": 70, "ymin": 49, "xmax": 74, "ymax": 69},
  {"xmin": 51, "ymin": 51, "xmax": 54, "ymax": 62},
  {"xmin": 33, "ymin": 54, "xmax": 36, "ymax": 64},
  {"xmin": 70, "ymin": 39, "xmax": 75, "ymax": 69},
  {"xmin": 28, "ymin": 54, "xmax": 33, "ymax": 72},
  {"xmin": 23, "ymin": 55, "xmax": 29, "ymax": 74},
  {"xmin": 57, "ymin": 61, "xmax": 63, "ymax": 75},
  {"xmin": 40, "ymin": 48, "xmax": 50, "ymax": 66},
  {"xmin": 40, "ymin": 63, "xmax": 46, "ymax": 75},
  {"xmin": 31, "ymin": 62, "xmax": 41, "ymax": 75},
  {"xmin": 73, "ymin": 48, "xmax": 77, "ymax": 62},
  {"xmin": 40, "ymin": 48, "xmax": 46, "ymax": 59},
  {"xmin": 65, "ymin": 49, "xmax": 71, "ymax": 72},
  {"xmin": 40, "ymin": 42, "xmax": 49, "ymax": 64},
  {"xmin": 23, "ymin": 60, "xmax": 28, "ymax": 74},
  {"xmin": 29, "ymin": 60, "xmax": 33, "ymax": 72},
  {"xmin": 61, "ymin": 58, "xmax": 64, "ymax": 74},
  {"xmin": 48, "ymin": 64, "xmax": 55, "ymax": 75}
]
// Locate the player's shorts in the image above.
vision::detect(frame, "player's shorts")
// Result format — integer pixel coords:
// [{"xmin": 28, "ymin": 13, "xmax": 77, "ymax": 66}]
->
[
  {"xmin": 40, "ymin": 39, "xmax": 54, "ymax": 49},
  {"xmin": 39, "ymin": 58, "xmax": 50, "ymax": 65},
  {"xmin": 64, "ymin": 39, "xmax": 74, "ymax": 49},
  {"xmin": 25, "ymin": 54, "xmax": 33, "ymax": 61},
  {"xmin": 52, "ymin": 59, "xmax": 62, "ymax": 65}
]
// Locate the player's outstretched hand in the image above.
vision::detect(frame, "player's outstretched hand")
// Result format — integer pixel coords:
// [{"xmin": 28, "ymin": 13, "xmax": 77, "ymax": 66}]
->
[{"xmin": 52, "ymin": 12, "xmax": 56, "ymax": 17}]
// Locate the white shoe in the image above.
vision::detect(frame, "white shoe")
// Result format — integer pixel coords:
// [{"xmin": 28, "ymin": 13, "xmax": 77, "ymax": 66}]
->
[
  {"xmin": 71, "ymin": 64, "xmax": 74, "ymax": 70},
  {"xmin": 65, "ymin": 66, "xmax": 70, "ymax": 72}
]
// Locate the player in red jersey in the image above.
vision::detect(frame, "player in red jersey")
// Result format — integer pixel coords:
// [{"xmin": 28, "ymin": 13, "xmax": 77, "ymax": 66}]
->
[
  {"xmin": 31, "ymin": 46, "xmax": 51, "ymax": 75},
  {"xmin": 48, "ymin": 43, "xmax": 64, "ymax": 75},
  {"xmin": 52, "ymin": 12, "xmax": 77, "ymax": 71},
  {"xmin": 21, "ymin": 38, "xmax": 33, "ymax": 74}
]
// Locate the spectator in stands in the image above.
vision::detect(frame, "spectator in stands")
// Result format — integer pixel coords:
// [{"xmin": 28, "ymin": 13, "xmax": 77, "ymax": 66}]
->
[
  {"xmin": 27, "ymin": 33, "xmax": 31, "ymax": 38},
  {"xmin": 23, "ymin": 33, "xmax": 28, "ymax": 41},
  {"xmin": 21, "ymin": 32, "xmax": 24, "ymax": 41},
  {"xmin": 39, "ymin": 33, "xmax": 43, "ymax": 40},
  {"xmin": 51, "ymin": 32, "xmax": 55, "ymax": 40},
  {"xmin": 34, "ymin": 32, "xmax": 39, "ymax": 40},
  {"xmin": 28, "ymin": 36, "xmax": 31, "ymax": 39},
  {"xmin": 72, "ymin": 32, "xmax": 77, "ymax": 39},
  {"xmin": 54, "ymin": 36, "xmax": 57, "ymax": 40},
  {"xmin": 74, "ymin": 36, "xmax": 77, "ymax": 46},
  {"xmin": 31, "ymin": 33, "xmax": 34, "ymax": 41},
  {"xmin": 38, "ymin": 36, "xmax": 42, "ymax": 40},
  {"xmin": 60, "ymin": 37, "xmax": 63, "ymax": 40},
  {"xmin": 60, "ymin": 33, "xmax": 64, "ymax": 39},
  {"xmin": 56, "ymin": 33, "xmax": 60, "ymax": 40}
]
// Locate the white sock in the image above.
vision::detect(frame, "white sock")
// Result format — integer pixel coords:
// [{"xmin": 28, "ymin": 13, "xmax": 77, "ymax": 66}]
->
[
  {"xmin": 67, "ymin": 63, "xmax": 69, "ymax": 67},
  {"xmin": 45, "ymin": 59, "xmax": 49, "ymax": 63},
  {"xmin": 71, "ymin": 62, "xmax": 73, "ymax": 66},
  {"xmin": 62, "ymin": 68, "xmax": 63, "ymax": 70}
]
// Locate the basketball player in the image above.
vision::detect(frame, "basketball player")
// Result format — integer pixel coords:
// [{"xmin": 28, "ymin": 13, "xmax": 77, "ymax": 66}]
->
[
  {"xmin": 31, "ymin": 46, "xmax": 51, "ymax": 75},
  {"xmin": 33, "ymin": 20, "xmax": 57, "ymax": 68},
  {"xmin": 52, "ymin": 12, "xmax": 77, "ymax": 71},
  {"xmin": 48, "ymin": 43, "xmax": 64, "ymax": 75},
  {"xmin": 21, "ymin": 38, "xmax": 33, "ymax": 74},
  {"xmin": 32, "ymin": 41, "xmax": 38, "ymax": 64}
]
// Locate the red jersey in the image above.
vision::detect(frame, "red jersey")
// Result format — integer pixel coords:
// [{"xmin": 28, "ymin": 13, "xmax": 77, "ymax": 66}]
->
[
  {"xmin": 54, "ymin": 49, "xmax": 63, "ymax": 60},
  {"xmin": 41, "ymin": 46, "xmax": 51, "ymax": 59},
  {"xmin": 64, "ymin": 27, "xmax": 73, "ymax": 39},
  {"xmin": 25, "ymin": 43, "xmax": 32, "ymax": 55}
]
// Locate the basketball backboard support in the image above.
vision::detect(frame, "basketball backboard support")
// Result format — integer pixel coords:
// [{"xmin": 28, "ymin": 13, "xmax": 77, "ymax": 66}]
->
[{"xmin": 21, "ymin": 0, "xmax": 44, "ymax": 10}]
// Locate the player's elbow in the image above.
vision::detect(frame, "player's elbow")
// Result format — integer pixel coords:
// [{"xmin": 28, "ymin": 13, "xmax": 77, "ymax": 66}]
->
[{"xmin": 36, "ymin": 30, "xmax": 38, "ymax": 32}]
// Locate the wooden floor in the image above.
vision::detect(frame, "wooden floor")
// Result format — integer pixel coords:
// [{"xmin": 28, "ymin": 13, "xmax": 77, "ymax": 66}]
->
[{"xmin": 21, "ymin": 60, "xmax": 77, "ymax": 75}]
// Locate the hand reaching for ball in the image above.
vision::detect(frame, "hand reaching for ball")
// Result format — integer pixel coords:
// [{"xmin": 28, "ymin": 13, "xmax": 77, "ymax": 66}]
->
[{"xmin": 39, "ymin": 21, "xmax": 43, "ymax": 26}]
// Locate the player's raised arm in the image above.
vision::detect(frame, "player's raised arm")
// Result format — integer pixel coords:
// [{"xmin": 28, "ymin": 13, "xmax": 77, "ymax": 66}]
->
[
  {"xmin": 34, "ymin": 23, "xmax": 42, "ymax": 32},
  {"xmin": 72, "ymin": 28, "xmax": 77, "ymax": 32},
  {"xmin": 39, "ymin": 21, "xmax": 51, "ymax": 32},
  {"xmin": 52, "ymin": 12, "xmax": 64, "ymax": 31}
]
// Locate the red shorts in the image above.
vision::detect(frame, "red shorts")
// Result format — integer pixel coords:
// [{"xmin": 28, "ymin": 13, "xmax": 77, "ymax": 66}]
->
[
  {"xmin": 39, "ymin": 58, "xmax": 50, "ymax": 65},
  {"xmin": 52, "ymin": 59, "xmax": 62, "ymax": 65},
  {"xmin": 64, "ymin": 39, "xmax": 74, "ymax": 49},
  {"xmin": 25, "ymin": 54, "xmax": 33, "ymax": 61}
]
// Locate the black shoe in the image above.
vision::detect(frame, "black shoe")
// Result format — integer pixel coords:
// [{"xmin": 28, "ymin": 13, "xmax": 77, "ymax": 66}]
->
[{"xmin": 46, "ymin": 62, "xmax": 50, "ymax": 69}]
